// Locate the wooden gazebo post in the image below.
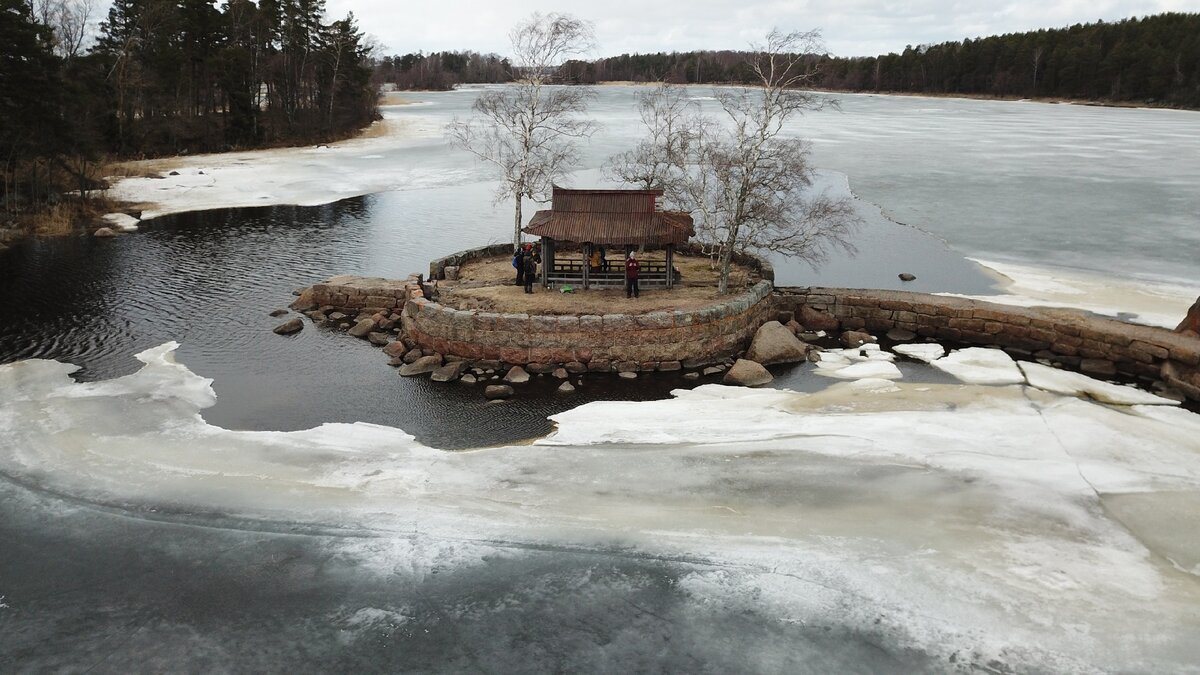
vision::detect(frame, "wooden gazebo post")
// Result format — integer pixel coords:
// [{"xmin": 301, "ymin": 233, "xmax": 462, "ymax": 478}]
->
[
  {"xmin": 581, "ymin": 243, "xmax": 590, "ymax": 290},
  {"xmin": 542, "ymin": 238, "xmax": 555, "ymax": 289},
  {"xmin": 665, "ymin": 244, "xmax": 674, "ymax": 289}
]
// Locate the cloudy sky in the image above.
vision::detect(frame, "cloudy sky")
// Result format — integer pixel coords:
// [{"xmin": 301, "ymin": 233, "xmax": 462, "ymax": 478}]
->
[{"xmin": 324, "ymin": 0, "xmax": 1197, "ymax": 58}]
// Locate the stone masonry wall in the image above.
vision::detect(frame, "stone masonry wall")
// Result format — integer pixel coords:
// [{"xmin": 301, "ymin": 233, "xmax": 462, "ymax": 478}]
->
[
  {"xmin": 429, "ymin": 244, "xmax": 514, "ymax": 281},
  {"xmin": 402, "ymin": 280, "xmax": 774, "ymax": 368},
  {"xmin": 775, "ymin": 286, "xmax": 1200, "ymax": 402},
  {"xmin": 303, "ymin": 274, "xmax": 422, "ymax": 313}
]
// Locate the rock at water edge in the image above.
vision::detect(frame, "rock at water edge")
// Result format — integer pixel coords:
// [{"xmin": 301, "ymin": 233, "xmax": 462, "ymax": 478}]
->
[
  {"xmin": 552, "ymin": 368, "xmax": 569, "ymax": 379},
  {"xmin": 272, "ymin": 318, "xmax": 304, "ymax": 335},
  {"xmin": 557, "ymin": 381, "xmax": 575, "ymax": 393},
  {"xmin": 269, "ymin": 308, "xmax": 289, "ymax": 317},
  {"xmin": 618, "ymin": 371, "xmax": 637, "ymax": 380},
  {"xmin": 746, "ymin": 321, "xmax": 809, "ymax": 365},
  {"xmin": 93, "ymin": 227, "xmax": 117, "ymax": 238},
  {"xmin": 485, "ymin": 384, "xmax": 514, "ymax": 400},
  {"xmin": 383, "ymin": 341, "xmax": 408, "ymax": 357},
  {"xmin": 682, "ymin": 372, "xmax": 700, "ymax": 380},
  {"xmin": 898, "ymin": 273, "xmax": 916, "ymax": 281},
  {"xmin": 840, "ymin": 331, "xmax": 877, "ymax": 348},
  {"xmin": 460, "ymin": 374, "xmax": 477, "ymax": 384},
  {"xmin": 430, "ymin": 361, "xmax": 469, "ymax": 382},
  {"xmin": 367, "ymin": 331, "xmax": 390, "ymax": 346},
  {"xmin": 348, "ymin": 318, "xmax": 375, "ymax": 338},
  {"xmin": 503, "ymin": 366, "xmax": 530, "ymax": 384},
  {"xmin": 886, "ymin": 328, "xmax": 916, "ymax": 342},
  {"xmin": 723, "ymin": 359, "xmax": 773, "ymax": 387},
  {"xmin": 399, "ymin": 355, "xmax": 443, "ymax": 377}
]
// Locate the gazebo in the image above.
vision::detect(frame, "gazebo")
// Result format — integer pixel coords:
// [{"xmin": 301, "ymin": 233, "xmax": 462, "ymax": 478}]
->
[{"xmin": 523, "ymin": 186, "xmax": 695, "ymax": 290}]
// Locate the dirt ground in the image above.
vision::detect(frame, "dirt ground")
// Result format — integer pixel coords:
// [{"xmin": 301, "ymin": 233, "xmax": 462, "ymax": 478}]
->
[{"xmin": 440, "ymin": 254, "xmax": 761, "ymax": 315}]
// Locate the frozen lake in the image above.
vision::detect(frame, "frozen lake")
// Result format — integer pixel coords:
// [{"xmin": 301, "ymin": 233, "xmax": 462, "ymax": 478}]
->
[{"xmin": 2, "ymin": 86, "xmax": 1199, "ymax": 672}]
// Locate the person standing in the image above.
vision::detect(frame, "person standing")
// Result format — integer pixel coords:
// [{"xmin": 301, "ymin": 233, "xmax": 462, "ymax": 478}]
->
[
  {"xmin": 523, "ymin": 251, "xmax": 538, "ymax": 294},
  {"xmin": 513, "ymin": 246, "xmax": 525, "ymax": 287},
  {"xmin": 625, "ymin": 251, "xmax": 640, "ymax": 299}
]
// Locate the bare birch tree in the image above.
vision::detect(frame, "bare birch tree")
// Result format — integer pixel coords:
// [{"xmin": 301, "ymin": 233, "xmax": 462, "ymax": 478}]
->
[
  {"xmin": 610, "ymin": 30, "xmax": 860, "ymax": 293},
  {"xmin": 447, "ymin": 13, "xmax": 596, "ymax": 247}
]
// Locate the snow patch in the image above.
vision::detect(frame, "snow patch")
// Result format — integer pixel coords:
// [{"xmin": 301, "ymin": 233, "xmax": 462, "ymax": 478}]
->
[{"xmin": 1019, "ymin": 361, "xmax": 1178, "ymax": 406}]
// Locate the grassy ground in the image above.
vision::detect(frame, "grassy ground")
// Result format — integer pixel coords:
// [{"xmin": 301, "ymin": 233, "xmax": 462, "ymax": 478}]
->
[{"xmin": 441, "ymin": 254, "xmax": 761, "ymax": 315}]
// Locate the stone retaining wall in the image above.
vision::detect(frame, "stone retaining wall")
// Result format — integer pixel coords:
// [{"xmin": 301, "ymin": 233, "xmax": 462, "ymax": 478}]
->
[
  {"xmin": 403, "ymin": 280, "xmax": 775, "ymax": 367},
  {"xmin": 302, "ymin": 274, "xmax": 421, "ymax": 313},
  {"xmin": 429, "ymin": 244, "xmax": 514, "ymax": 281},
  {"xmin": 775, "ymin": 287, "xmax": 1200, "ymax": 402}
]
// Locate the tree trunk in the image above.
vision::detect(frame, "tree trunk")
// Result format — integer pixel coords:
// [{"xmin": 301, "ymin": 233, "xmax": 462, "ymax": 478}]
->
[
  {"xmin": 717, "ymin": 240, "xmax": 733, "ymax": 294},
  {"xmin": 512, "ymin": 192, "xmax": 523, "ymax": 247}
]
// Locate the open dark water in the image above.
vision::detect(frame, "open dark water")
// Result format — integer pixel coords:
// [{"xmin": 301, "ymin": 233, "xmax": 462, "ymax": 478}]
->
[{"xmin": 0, "ymin": 193, "xmax": 990, "ymax": 449}]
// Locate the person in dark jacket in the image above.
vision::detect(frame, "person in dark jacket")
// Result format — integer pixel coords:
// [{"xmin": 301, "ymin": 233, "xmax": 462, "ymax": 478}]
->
[
  {"xmin": 514, "ymin": 246, "xmax": 525, "ymax": 287},
  {"xmin": 625, "ymin": 251, "xmax": 640, "ymax": 299},
  {"xmin": 523, "ymin": 252, "xmax": 538, "ymax": 294}
]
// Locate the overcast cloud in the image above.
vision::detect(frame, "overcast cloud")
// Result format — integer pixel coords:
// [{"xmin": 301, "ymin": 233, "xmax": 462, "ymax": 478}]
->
[{"xmin": 322, "ymin": 0, "xmax": 1198, "ymax": 58}]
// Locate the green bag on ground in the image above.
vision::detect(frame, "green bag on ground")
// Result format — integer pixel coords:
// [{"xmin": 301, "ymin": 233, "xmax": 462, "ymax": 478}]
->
[{"xmin": 559, "ymin": 285, "xmax": 575, "ymax": 294}]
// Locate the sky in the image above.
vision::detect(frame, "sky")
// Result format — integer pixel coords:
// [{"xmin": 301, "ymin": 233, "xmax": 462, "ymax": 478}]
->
[{"xmin": 322, "ymin": 0, "xmax": 1199, "ymax": 58}]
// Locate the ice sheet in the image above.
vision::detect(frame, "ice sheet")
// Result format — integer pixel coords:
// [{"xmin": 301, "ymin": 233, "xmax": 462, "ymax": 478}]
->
[
  {"xmin": 957, "ymin": 259, "xmax": 1196, "ymax": 329},
  {"xmin": 1019, "ymin": 361, "xmax": 1179, "ymax": 406},
  {"xmin": 892, "ymin": 343, "xmax": 946, "ymax": 363},
  {"xmin": 930, "ymin": 347, "xmax": 1025, "ymax": 385},
  {"xmin": 3, "ymin": 347, "xmax": 1200, "ymax": 670}
]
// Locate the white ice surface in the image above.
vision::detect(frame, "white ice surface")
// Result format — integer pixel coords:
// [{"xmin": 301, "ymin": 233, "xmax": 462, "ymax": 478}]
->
[
  {"xmin": 2, "ymin": 347, "xmax": 1200, "ymax": 669},
  {"xmin": 101, "ymin": 212, "xmax": 140, "ymax": 231},
  {"xmin": 930, "ymin": 347, "xmax": 1025, "ymax": 385},
  {"xmin": 892, "ymin": 343, "xmax": 946, "ymax": 363},
  {"xmin": 956, "ymin": 258, "xmax": 1196, "ymax": 329},
  {"xmin": 1019, "ymin": 361, "xmax": 1179, "ymax": 406},
  {"xmin": 105, "ymin": 107, "xmax": 448, "ymax": 220}
]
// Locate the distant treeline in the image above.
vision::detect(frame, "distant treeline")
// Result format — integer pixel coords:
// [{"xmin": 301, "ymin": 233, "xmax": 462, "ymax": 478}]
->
[
  {"xmin": 561, "ymin": 13, "xmax": 1200, "ymax": 108},
  {"xmin": 2, "ymin": 0, "xmax": 377, "ymax": 233},
  {"xmin": 375, "ymin": 51, "xmax": 511, "ymax": 90}
]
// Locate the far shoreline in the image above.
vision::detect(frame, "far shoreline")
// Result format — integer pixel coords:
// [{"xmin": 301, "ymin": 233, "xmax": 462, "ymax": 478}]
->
[{"xmin": 594, "ymin": 80, "xmax": 1199, "ymax": 113}]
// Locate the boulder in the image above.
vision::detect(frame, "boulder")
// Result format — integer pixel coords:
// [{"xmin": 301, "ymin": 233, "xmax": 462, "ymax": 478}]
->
[
  {"xmin": 328, "ymin": 312, "xmax": 347, "ymax": 321},
  {"xmin": 785, "ymin": 320, "xmax": 803, "ymax": 336},
  {"xmin": 682, "ymin": 372, "xmax": 700, "ymax": 380},
  {"xmin": 799, "ymin": 305, "xmax": 839, "ymax": 332},
  {"xmin": 272, "ymin": 318, "xmax": 303, "ymax": 335},
  {"xmin": 746, "ymin": 321, "xmax": 809, "ymax": 365},
  {"xmin": 93, "ymin": 227, "xmax": 117, "ymax": 238},
  {"xmin": 485, "ymin": 384, "xmax": 514, "ymax": 400},
  {"xmin": 367, "ymin": 332, "xmax": 390, "ymax": 346},
  {"xmin": 399, "ymin": 355, "xmax": 443, "ymax": 377},
  {"xmin": 348, "ymin": 318, "xmax": 375, "ymax": 338},
  {"xmin": 840, "ymin": 330, "xmax": 877, "ymax": 348},
  {"xmin": 503, "ymin": 366, "xmax": 530, "ymax": 384},
  {"xmin": 658, "ymin": 360, "xmax": 682, "ymax": 371},
  {"xmin": 898, "ymin": 273, "xmax": 917, "ymax": 281},
  {"xmin": 886, "ymin": 328, "xmax": 916, "ymax": 342},
  {"xmin": 775, "ymin": 310, "xmax": 795, "ymax": 325},
  {"xmin": 527, "ymin": 362, "xmax": 555, "ymax": 374},
  {"xmin": 289, "ymin": 288, "xmax": 316, "ymax": 312},
  {"xmin": 565, "ymin": 361, "xmax": 589, "ymax": 374},
  {"xmin": 269, "ymin": 309, "xmax": 289, "ymax": 317},
  {"xmin": 430, "ymin": 361, "xmax": 469, "ymax": 382},
  {"xmin": 402, "ymin": 349, "xmax": 424, "ymax": 364},
  {"xmin": 616, "ymin": 361, "xmax": 639, "ymax": 373},
  {"xmin": 383, "ymin": 341, "xmax": 408, "ymax": 357},
  {"xmin": 618, "ymin": 371, "xmax": 638, "ymax": 379},
  {"xmin": 723, "ymin": 359, "xmax": 773, "ymax": 387},
  {"xmin": 552, "ymin": 367, "xmax": 569, "ymax": 379},
  {"xmin": 1176, "ymin": 296, "xmax": 1200, "ymax": 335},
  {"xmin": 557, "ymin": 381, "xmax": 575, "ymax": 393},
  {"xmin": 702, "ymin": 366, "xmax": 725, "ymax": 376},
  {"xmin": 460, "ymin": 374, "xmax": 477, "ymax": 384},
  {"xmin": 586, "ymin": 360, "xmax": 611, "ymax": 372},
  {"xmin": 387, "ymin": 357, "xmax": 404, "ymax": 367}
]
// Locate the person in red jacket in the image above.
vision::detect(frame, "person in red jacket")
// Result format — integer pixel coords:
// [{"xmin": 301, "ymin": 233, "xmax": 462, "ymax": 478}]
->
[{"xmin": 625, "ymin": 251, "xmax": 640, "ymax": 299}]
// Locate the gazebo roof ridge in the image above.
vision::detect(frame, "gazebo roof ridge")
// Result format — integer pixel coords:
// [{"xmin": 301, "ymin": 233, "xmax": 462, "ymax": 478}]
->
[{"xmin": 524, "ymin": 185, "xmax": 694, "ymax": 247}]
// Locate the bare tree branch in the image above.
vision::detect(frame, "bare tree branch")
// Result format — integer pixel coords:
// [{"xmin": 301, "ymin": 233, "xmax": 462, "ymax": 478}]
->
[
  {"xmin": 606, "ymin": 30, "xmax": 860, "ymax": 293},
  {"xmin": 447, "ymin": 13, "xmax": 597, "ymax": 246}
]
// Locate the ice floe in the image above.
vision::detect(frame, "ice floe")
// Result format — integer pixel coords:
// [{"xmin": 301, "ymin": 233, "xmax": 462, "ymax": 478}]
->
[
  {"xmin": 1019, "ymin": 361, "xmax": 1179, "ymax": 406},
  {"xmin": 3, "ymin": 346, "xmax": 1200, "ymax": 670},
  {"xmin": 892, "ymin": 343, "xmax": 946, "ymax": 363},
  {"xmin": 930, "ymin": 347, "xmax": 1025, "ymax": 385}
]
